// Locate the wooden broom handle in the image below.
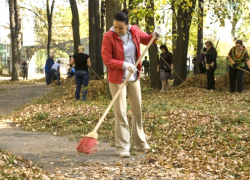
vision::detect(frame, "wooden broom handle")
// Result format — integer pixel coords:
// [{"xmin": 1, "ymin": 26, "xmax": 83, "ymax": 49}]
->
[
  {"xmin": 221, "ymin": 60, "xmax": 250, "ymax": 74},
  {"xmin": 93, "ymin": 33, "xmax": 157, "ymax": 132}
]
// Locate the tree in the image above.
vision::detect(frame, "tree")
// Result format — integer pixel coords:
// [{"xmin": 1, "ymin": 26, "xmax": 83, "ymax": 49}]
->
[
  {"xmin": 9, "ymin": 0, "xmax": 21, "ymax": 81},
  {"xmin": 172, "ymin": 0, "xmax": 197, "ymax": 86},
  {"xmin": 46, "ymin": 0, "xmax": 55, "ymax": 58},
  {"xmin": 105, "ymin": 0, "xmax": 121, "ymax": 31},
  {"xmin": 89, "ymin": 0, "xmax": 103, "ymax": 78},
  {"xmin": 69, "ymin": 0, "xmax": 80, "ymax": 54},
  {"xmin": 100, "ymin": 0, "xmax": 105, "ymax": 39},
  {"xmin": 196, "ymin": 0, "xmax": 204, "ymax": 74},
  {"xmin": 145, "ymin": 0, "xmax": 161, "ymax": 89}
]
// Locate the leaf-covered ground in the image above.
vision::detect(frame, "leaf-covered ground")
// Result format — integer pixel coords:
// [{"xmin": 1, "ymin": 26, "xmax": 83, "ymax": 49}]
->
[{"xmin": 2, "ymin": 74, "xmax": 250, "ymax": 179}]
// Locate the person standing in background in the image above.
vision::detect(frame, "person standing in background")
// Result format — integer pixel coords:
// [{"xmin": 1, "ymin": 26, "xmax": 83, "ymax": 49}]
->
[
  {"xmin": 44, "ymin": 53, "xmax": 55, "ymax": 86},
  {"xmin": 192, "ymin": 55, "xmax": 197, "ymax": 74},
  {"xmin": 205, "ymin": 41, "xmax": 217, "ymax": 90},
  {"xmin": 51, "ymin": 60, "xmax": 61, "ymax": 86},
  {"xmin": 142, "ymin": 56, "xmax": 150, "ymax": 76},
  {"xmin": 70, "ymin": 45, "xmax": 91, "ymax": 101},
  {"xmin": 157, "ymin": 45, "xmax": 173, "ymax": 93},
  {"xmin": 21, "ymin": 60, "xmax": 28, "ymax": 80},
  {"xmin": 227, "ymin": 40, "xmax": 250, "ymax": 93},
  {"xmin": 199, "ymin": 47, "xmax": 207, "ymax": 74}
]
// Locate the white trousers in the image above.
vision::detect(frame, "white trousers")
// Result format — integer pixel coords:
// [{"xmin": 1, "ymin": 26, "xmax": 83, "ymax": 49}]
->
[{"xmin": 109, "ymin": 80, "xmax": 148, "ymax": 153}]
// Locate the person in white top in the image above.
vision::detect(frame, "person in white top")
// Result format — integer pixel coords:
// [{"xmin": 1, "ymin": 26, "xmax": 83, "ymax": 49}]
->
[{"xmin": 51, "ymin": 60, "xmax": 61, "ymax": 86}]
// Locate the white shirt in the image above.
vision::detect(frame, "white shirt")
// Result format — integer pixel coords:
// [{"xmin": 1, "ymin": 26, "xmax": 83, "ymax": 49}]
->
[
  {"xmin": 110, "ymin": 25, "xmax": 138, "ymax": 82},
  {"xmin": 51, "ymin": 63, "xmax": 60, "ymax": 71}
]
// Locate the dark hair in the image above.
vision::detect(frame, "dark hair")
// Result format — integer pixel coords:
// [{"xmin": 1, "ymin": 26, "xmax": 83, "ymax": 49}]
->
[
  {"xmin": 160, "ymin": 45, "xmax": 169, "ymax": 53},
  {"xmin": 235, "ymin": 40, "xmax": 243, "ymax": 46},
  {"xmin": 145, "ymin": 56, "xmax": 147, "ymax": 59},
  {"xmin": 203, "ymin": 47, "xmax": 207, "ymax": 52},
  {"xmin": 114, "ymin": 9, "xmax": 129, "ymax": 24}
]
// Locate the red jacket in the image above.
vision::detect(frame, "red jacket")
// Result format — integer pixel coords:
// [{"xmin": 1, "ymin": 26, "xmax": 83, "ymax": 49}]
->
[{"xmin": 101, "ymin": 25, "xmax": 155, "ymax": 84}]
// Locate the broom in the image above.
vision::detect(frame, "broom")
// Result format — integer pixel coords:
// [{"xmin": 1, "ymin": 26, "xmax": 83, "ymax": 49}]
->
[
  {"xmin": 221, "ymin": 60, "xmax": 250, "ymax": 74},
  {"xmin": 76, "ymin": 33, "xmax": 157, "ymax": 154}
]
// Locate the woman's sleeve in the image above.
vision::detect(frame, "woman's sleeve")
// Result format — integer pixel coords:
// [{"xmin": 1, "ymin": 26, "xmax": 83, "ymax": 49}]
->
[
  {"xmin": 244, "ymin": 51, "xmax": 249, "ymax": 62},
  {"xmin": 212, "ymin": 49, "xmax": 217, "ymax": 62},
  {"xmin": 101, "ymin": 33, "xmax": 123, "ymax": 70},
  {"xmin": 134, "ymin": 25, "xmax": 156, "ymax": 45}
]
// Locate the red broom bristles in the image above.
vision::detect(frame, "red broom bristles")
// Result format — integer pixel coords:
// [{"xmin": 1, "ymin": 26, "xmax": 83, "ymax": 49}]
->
[{"xmin": 76, "ymin": 137, "xmax": 97, "ymax": 154}]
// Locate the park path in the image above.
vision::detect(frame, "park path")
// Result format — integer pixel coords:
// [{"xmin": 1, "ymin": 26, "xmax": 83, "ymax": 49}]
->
[{"xmin": 0, "ymin": 84, "xmax": 144, "ymax": 175}]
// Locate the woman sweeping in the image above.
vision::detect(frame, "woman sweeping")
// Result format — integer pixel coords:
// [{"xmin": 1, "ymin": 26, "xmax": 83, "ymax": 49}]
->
[
  {"xmin": 228, "ymin": 40, "xmax": 250, "ymax": 93},
  {"xmin": 101, "ymin": 9, "xmax": 161, "ymax": 157},
  {"xmin": 157, "ymin": 45, "xmax": 173, "ymax": 92}
]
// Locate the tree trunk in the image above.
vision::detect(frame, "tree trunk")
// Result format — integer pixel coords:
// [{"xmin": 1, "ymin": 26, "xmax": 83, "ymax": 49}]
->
[
  {"xmin": 105, "ymin": 0, "xmax": 121, "ymax": 31},
  {"xmin": 89, "ymin": 0, "xmax": 104, "ymax": 78},
  {"xmin": 9, "ymin": 0, "xmax": 18, "ymax": 81},
  {"xmin": 196, "ymin": 0, "xmax": 203, "ymax": 74},
  {"xmin": 145, "ymin": 0, "xmax": 161, "ymax": 89},
  {"xmin": 46, "ymin": 0, "xmax": 55, "ymax": 58},
  {"xmin": 14, "ymin": 0, "xmax": 21, "ymax": 64},
  {"xmin": 101, "ymin": 0, "xmax": 105, "ymax": 40},
  {"xmin": 123, "ymin": 0, "xmax": 127, "ymax": 9},
  {"xmin": 173, "ymin": 0, "xmax": 196, "ymax": 86},
  {"xmin": 69, "ymin": 0, "xmax": 80, "ymax": 54},
  {"xmin": 171, "ymin": 3, "xmax": 177, "ymax": 59}
]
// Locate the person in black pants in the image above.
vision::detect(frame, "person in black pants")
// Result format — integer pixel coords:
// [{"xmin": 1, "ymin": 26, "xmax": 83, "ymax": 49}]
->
[
  {"xmin": 21, "ymin": 61, "xmax": 28, "ymax": 80},
  {"xmin": 70, "ymin": 44, "xmax": 91, "ymax": 101},
  {"xmin": 227, "ymin": 40, "xmax": 250, "ymax": 93},
  {"xmin": 205, "ymin": 41, "xmax": 217, "ymax": 90}
]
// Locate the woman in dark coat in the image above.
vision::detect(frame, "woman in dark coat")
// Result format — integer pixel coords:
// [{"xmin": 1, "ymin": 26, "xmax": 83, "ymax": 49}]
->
[
  {"xmin": 204, "ymin": 41, "xmax": 217, "ymax": 90},
  {"xmin": 157, "ymin": 45, "xmax": 173, "ymax": 92}
]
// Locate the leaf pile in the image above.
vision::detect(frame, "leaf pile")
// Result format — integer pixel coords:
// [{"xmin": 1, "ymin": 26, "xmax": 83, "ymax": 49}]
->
[
  {"xmin": 0, "ymin": 149, "xmax": 50, "ymax": 179},
  {"xmin": 178, "ymin": 72, "xmax": 250, "ymax": 91},
  {"xmin": 61, "ymin": 79, "xmax": 109, "ymax": 100},
  {"xmin": 178, "ymin": 74, "xmax": 207, "ymax": 89}
]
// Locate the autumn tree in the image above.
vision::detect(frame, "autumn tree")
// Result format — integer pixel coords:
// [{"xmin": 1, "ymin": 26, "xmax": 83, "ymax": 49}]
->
[
  {"xmin": 172, "ymin": 0, "xmax": 197, "ymax": 86},
  {"xmin": 145, "ymin": 0, "xmax": 161, "ymax": 89},
  {"xmin": 105, "ymin": 0, "xmax": 121, "ymax": 31},
  {"xmin": 69, "ymin": 0, "xmax": 80, "ymax": 54},
  {"xmin": 9, "ymin": 0, "xmax": 22, "ymax": 81},
  {"xmin": 46, "ymin": 0, "xmax": 55, "ymax": 58},
  {"xmin": 100, "ymin": 0, "xmax": 105, "ymax": 39},
  {"xmin": 88, "ymin": 0, "xmax": 103, "ymax": 78},
  {"xmin": 196, "ymin": 0, "xmax": 204, "ymax": 74}
]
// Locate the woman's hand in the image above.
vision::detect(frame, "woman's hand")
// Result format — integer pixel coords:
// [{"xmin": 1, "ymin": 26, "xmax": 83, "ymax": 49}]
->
[
  {"xmin": 157, "ymin": 65, "xmax": 159, "ymax": 72},
  {"xmin": 123, "ymin": 62, "xmax": 137, "ymax": 73}
]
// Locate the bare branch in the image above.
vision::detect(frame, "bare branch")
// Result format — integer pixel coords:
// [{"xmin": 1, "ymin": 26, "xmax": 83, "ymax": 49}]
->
[{"xmin": 20, "ymin": 6, "xmax": 47, "ymax": 27}]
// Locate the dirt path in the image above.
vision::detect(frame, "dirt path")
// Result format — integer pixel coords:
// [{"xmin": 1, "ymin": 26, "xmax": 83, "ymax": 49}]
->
[
  {"xmin": 0, "ymin": 84, "xmax": 144, "ymax": 174},
  {"xmin": 0, "ymin": 84, "xmax": 51, "ymax": 117}
]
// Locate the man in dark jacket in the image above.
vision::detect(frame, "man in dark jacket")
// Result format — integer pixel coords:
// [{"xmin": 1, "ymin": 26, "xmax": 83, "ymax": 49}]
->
[
  {"xmin": 142, "ymin": 56, "xmax": 150, "ymax": 76},
  {"xmin": 21, "ymin": 61, "xmax": 28, "ymax": 80},
  {"xmin": 44, "ymin": 53, "xmax": 55, "ymax": 85}
]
